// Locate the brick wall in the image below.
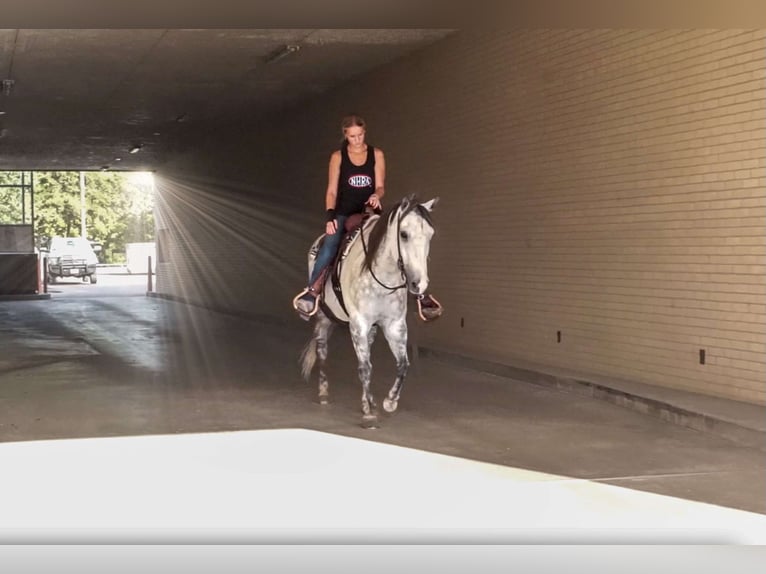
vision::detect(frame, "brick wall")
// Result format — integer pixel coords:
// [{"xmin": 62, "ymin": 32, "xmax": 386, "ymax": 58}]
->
[{"xmin": 156, "ymin": 30, "xmax": 766, "ymax": 404}]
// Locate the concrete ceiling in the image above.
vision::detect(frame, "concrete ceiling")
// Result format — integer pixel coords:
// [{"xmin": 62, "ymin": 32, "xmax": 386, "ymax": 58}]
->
[{"xmin": 0, "ymin": 29, "xmax": 453, "ymax": 172}]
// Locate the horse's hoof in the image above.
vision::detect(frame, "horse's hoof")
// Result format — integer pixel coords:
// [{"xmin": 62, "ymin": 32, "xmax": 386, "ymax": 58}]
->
[
  {"xmin": 383, "ymin": 398, "xmax": 398, "ymax": 413},
  {"xmin": 361, "ymin": 415, "xmax": 379, "ymax": 429}
]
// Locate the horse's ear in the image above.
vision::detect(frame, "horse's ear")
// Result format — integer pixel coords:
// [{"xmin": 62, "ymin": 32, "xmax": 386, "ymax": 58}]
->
[
  {"xmin": 420, "ymin": 197, "xmax": 439, "ymax": 212},
  {"xmin": 399, "ymin": 194, "xmax": 417, "ymax": 212}
]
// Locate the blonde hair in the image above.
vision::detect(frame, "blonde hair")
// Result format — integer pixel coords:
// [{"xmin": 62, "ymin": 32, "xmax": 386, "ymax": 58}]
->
[{"xmin": 341, "ymin": 114, "xmax": 366, "ymax": 138}]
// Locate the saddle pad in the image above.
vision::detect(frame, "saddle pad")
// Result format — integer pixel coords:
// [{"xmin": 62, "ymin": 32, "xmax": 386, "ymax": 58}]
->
[{"xmin": 320, "ymin": 215, "xmax": 379, "ymax": 324}]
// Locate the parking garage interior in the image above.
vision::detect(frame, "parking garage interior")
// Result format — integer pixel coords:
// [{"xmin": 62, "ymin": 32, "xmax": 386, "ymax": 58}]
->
[{"xmin": 0, "ymin": 22, "xmax": 764, "ymax": 558}]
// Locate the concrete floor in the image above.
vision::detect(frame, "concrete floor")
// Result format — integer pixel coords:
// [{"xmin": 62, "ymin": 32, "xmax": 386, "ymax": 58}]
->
[{"xmin": 0, "ymin": 275, "xmax": 764, "ymax": 543}]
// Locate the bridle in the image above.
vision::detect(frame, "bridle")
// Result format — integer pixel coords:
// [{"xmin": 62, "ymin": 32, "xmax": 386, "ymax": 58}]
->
[{"xmin": 360, "ymin": 210, "xmax": 408, "ymax": 291}]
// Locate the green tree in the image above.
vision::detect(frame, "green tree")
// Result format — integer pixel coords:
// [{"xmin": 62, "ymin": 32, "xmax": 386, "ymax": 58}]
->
[
  {"xmin": 79, "ymin": 172, "xmax": 130, "ymax": 263},
  {"xmin": 33, "ymin": 171, "xmax": 91, "ymax": 240},
  {"xmin": 0, "ymin": 171, "xmax": 30, "ymax": 224},
  {"xmin": 1, "ymin": 170, "xmax": 155, "ymax": 264},
  {"xmin": 122, "ymin": 173, "xmax": 156, "ymax": 244}
]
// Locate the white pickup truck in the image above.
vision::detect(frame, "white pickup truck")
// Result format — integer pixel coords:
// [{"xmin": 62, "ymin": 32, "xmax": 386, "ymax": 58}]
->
[{"xmin": 45, "ymin": 237, "xmax": 99, "ymax": 284}]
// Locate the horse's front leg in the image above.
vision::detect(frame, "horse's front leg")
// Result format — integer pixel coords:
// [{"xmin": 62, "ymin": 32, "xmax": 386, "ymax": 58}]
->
[
  {"xmin": 381, "ymin": 318, "xmax": 409, "ymax": 413},
  {"xmin": 350, "ymin": 320, "xmax": 378, "ymax": 428}
]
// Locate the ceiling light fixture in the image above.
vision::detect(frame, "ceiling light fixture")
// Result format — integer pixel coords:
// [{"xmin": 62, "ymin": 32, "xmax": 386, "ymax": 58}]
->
[
  {"xmin": 264, "ymin": 44, "xmax": 300, "ymax": 64},
  {"xmin": 129, "ymin": 144, "xmax": 142, "ymax": 154}
]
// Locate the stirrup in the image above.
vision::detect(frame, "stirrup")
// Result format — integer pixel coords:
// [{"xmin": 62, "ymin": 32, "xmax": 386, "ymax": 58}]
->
[
  {"xmin": 416, "ymin": 294, "xmax": 443, "ymax": 322},
  {"xmin": 292, "ymin": 288, "xmax": 320, "ymax": 317}
]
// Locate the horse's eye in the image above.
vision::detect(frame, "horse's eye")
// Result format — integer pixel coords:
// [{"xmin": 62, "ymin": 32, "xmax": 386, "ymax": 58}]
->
[{"xmin": 400, "ymin": 231, "xmax": 409, "ymax": 240}]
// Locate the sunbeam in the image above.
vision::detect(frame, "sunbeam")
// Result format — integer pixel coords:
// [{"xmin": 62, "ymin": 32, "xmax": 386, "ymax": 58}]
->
[{"xmin": 150, "ymin": 172, "xmax": 320, "ymax": 397}]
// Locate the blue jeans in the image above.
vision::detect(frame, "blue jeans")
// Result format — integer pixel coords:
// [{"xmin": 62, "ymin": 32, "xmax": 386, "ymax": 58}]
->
[{"xmin": 308, "ymin": 215, "xmax": 347, "ymax": 286}]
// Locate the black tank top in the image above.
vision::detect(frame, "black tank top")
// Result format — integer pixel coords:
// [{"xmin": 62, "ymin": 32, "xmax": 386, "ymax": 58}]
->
[{"xmin": 335, "ymin": 142, "xmax": 376, "ymax": 216}]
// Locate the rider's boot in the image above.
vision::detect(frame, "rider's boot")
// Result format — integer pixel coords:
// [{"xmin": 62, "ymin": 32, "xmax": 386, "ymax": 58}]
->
[
  {"xmin": 292, "ymin": 268, "xmax": 329, "ymax": 320},
  {"xmin": 293, "ymin": 288, "xmax": 319, "ymax": 320}
]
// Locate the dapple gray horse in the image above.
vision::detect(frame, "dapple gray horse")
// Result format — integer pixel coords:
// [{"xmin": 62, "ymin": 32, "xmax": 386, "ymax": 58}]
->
[{"xmin": 300, "ymin": 194, "xmax": 438, "ymax": 428}]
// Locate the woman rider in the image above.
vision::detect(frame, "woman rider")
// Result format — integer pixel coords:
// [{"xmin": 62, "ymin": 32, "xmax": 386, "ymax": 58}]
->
[{"xmin": 294, "ymin": 114, "xmax": 441, "ymax": 321}]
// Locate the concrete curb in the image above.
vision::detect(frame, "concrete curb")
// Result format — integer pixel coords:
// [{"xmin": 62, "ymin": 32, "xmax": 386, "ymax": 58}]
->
[{"xmin": 418, "ymin": 347, "xmax": 766, "ymax": 451}]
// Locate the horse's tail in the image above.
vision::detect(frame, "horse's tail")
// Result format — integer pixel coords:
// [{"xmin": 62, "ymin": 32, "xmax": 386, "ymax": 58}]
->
[{"xmin": 299, "ymin": 335, "xmax": 317, "ymax": 381}]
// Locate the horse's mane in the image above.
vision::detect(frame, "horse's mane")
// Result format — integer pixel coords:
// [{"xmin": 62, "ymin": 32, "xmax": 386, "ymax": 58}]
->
[{"xmin": 362, "ymin": 194, "xmax": 433, "ymax": 272}]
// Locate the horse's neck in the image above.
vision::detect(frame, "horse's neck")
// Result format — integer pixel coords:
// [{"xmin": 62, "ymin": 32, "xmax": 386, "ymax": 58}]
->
[{"xmin": 367, "ymin": 220, "xmax": 403, "ymax": 283}]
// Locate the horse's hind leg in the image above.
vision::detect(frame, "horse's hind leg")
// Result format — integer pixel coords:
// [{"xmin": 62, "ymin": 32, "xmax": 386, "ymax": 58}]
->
[
  {"xmin": 315, "ymin": 313, "xmax": 335, "ymax": 404},
  {"xmin": 381, "ymin": 319, "xmax": 409, "ymax": 413},
  {"xmin": 350, "ymin": 320, "xmax": 378, "ymax": 428}
]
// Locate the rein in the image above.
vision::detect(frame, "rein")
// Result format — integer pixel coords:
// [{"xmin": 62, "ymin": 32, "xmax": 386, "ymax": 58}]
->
[{"xmin": 360, "ymin": 211, "xmax": 407, "ymax": 291}]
